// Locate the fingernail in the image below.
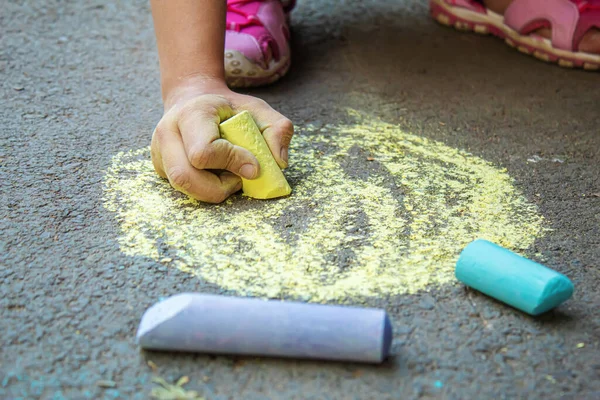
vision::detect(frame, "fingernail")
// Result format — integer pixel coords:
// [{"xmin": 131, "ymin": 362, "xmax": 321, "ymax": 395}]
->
[
  {"xmin": 239, "ymin": 164, "xmax": 257, "ymax": 179},
  {"xmin": 280, "ymin": 147, "xmax": 289, "ymax": 165}
]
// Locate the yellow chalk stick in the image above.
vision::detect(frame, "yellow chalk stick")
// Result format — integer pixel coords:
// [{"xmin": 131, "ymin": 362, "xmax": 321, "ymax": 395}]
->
[{"xmin": 219, "ymin": 111, "xmax": 292, "ymax": 199}]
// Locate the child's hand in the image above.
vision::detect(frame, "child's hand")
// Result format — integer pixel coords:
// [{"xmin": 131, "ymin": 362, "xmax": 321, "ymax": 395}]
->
[
  {"xmin": 149, "ymin": 1, "xmax": 292, "ymax": 203},
  {"xmin": 150, "ymin": 86, "xmax": 293, "ymax": 203}
]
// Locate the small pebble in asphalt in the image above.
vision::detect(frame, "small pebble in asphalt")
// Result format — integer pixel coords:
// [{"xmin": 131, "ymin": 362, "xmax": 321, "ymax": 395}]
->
[{"xmin": 97, "ymin": 380, "xmax": 117, "ymax": 388}]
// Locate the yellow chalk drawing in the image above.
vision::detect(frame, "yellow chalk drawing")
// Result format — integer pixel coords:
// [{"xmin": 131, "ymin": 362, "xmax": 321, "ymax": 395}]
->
[{"xmin": 103, "ymin": 110, "xmax": 544, "ymax": 302}]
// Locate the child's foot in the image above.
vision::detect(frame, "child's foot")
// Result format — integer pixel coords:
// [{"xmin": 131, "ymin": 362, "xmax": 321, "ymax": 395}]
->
[
  {"xmin": 430, "ymin": 0, "xmax": 600, "ymax": 70},
  {"xmin": 224, "ymin": 0, "xmax": 294, "ymax": 88}
]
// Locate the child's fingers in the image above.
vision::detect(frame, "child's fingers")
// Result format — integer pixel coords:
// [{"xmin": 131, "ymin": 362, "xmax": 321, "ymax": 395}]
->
[
  {"xmin": 153, "ymin": 122, "xmax": 242, "ymax": 203},
  {"xmin": 262, "ymin": 118, "xmax": 294, "ymax": 169},
  {"xmin": 177, "ymin": 96, "xmax": 260, "ymax": 180},
  {"xmin": 150, "ymin": 126, "xmax": 168, "ymax": 179},
  {"xmin": 240, "ymin": 98, "xmax": 294, "ymax": 169}
]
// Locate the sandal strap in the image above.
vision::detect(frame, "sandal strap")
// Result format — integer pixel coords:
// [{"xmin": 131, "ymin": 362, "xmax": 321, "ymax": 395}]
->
[
  {"xmin": 504, "ymin": 0, "xmax": 600, "ymax": 51},
  {"xmin": 573, "ymin": 5, "xmax": 600, "ymax": 52}
]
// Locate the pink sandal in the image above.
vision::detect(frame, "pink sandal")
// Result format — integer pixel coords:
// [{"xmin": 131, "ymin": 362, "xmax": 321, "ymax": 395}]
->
[
  {"xmin": 224, "ymin": 0, "xmax": 295, "ymax": 88},
  {"xmin": 430, "ymin": 0, "xmax": 600, "ymax": 70}
]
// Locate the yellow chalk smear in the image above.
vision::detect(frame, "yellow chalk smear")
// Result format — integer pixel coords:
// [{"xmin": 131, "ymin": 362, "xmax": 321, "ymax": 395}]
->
[
  {"xmin": 102, "ymin": 109, "xmax": 545, "ymax": 302},
  {"xmin": 219, "ymin": 111, "xmax": 291, "ymax": 199}
]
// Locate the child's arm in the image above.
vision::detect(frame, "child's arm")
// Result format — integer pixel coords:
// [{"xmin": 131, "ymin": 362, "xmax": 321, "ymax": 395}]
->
[
  {"xmin": 151, "ymin": 0, "xmax": 227, "ymax": 106},
  {"xmin": 149, "ymin": 0, "xmax": 293, "ymax": 204}
]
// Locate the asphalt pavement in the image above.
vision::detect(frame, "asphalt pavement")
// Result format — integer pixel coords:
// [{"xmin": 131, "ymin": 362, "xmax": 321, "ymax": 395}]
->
[{"xmin": 1, "ymin": 1, "xmax": 599, "ymax": 399}]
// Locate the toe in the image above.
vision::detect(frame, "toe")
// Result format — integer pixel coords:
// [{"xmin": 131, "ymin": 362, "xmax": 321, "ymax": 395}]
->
[{"xmin": 578, "ymin": 28, "xmax": 600, "ymax": 55}]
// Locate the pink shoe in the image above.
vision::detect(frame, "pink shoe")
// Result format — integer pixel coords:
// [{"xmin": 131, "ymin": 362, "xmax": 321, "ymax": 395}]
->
[
  {"xmin": 225, "ymin": 0, "xmax": 294, "ymax": 88},
  {"xmin": 430, "ymin": 0, "xmax": 600, "ymax": 70}
]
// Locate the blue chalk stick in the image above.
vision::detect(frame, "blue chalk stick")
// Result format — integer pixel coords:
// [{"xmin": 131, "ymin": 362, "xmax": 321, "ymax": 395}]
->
[
  {"xmin": 455, "ymin": 239, "xmax": 574, "ymax": 316},
  {"xmin": 136, "ymin": 293, "xmax": 393, "ymax": 363}
]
